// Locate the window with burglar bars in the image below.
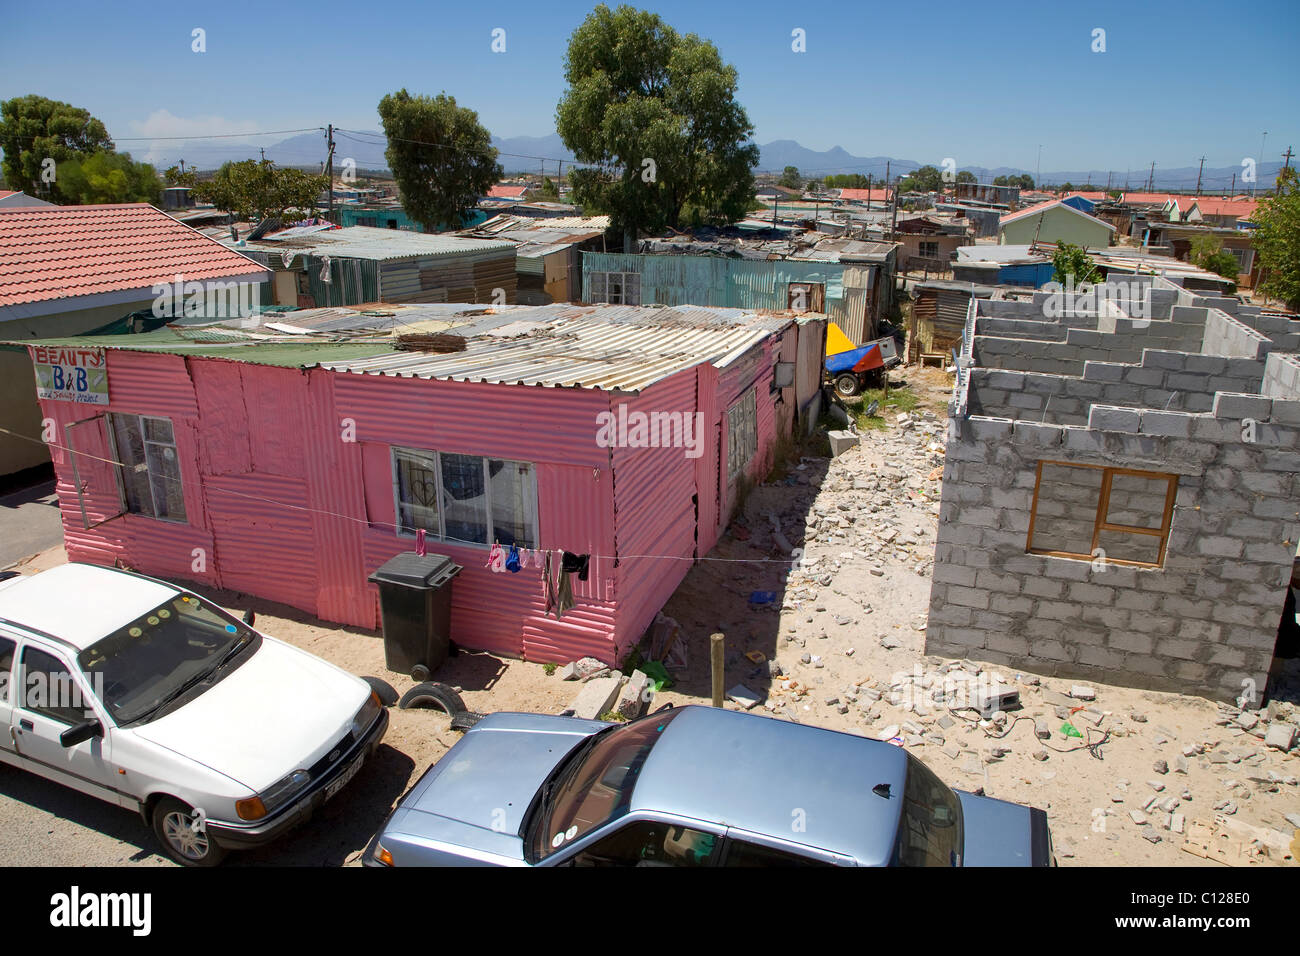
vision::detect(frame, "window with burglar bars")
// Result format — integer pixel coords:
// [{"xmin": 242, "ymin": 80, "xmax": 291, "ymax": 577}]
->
[
  {"xmin": 919, "ymin": 240, "xmax": 940, "ymax": 259},
  {"xmin": 727, "ymin": 390, "xmax": 758, "ymax": 482},
  {"xmin": 1026, "ymin": 461, "xmax": 1177, "ymax": 568},
  {"xmin": 107, "ymin": 414, "xmax": 187, "ymax": 523},
  {"xmin": 588, "ymin": 271, "xmax": 641, "ymax": 305},
  {"xmin": 392, "ymin": 447, "xmax": 538, "ymax": 549}
]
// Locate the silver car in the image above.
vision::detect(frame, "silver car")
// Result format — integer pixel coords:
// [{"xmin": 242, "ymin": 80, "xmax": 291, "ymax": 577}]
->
[{"xmin": 365, "ymin": 704, "xmax": 1053, "ymax": 866}]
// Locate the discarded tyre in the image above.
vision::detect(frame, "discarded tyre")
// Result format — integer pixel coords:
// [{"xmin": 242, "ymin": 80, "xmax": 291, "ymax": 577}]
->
[
  {"xmin": 361, "ymin": 676, "xmax": 400, "ymax": 707},
  {"xmin": 397, "ymin": 681, "xmax": 466, "ymax": 715},
  {"xmin": 449, "ymin": 711, "xmax": 485, "ymax": 731}
]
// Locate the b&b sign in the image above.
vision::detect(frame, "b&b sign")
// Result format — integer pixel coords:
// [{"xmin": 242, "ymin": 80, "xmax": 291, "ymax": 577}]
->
[{"xmin": 32, "ymin": 346, "xmax": 109, "ymax": 405}]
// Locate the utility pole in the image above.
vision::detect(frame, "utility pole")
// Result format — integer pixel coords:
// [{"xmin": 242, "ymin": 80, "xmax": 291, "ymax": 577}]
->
[
  {"xmin": 1147, "ymin": 161, "xmax": 1155, "ymax": 192},
  {"xmin": 1230, "ymin": 172, "xmax": 1236, "ymax": 196},
  {"xmin": 1284, "ymin": 146, "xmax": 1295, "ymax": 172},
  {"xmin": 325, "ymin": 124, "xmax": 335, "ymax": 223},
  {"xmin": 866, "ymin": 174, "xmax": 873, "ymax": 211},
  {"xmin": 1195, "ymin": 156, "xmax": 1205, "ymax": 196},
  {"xmin": 260, "ymin": 147, "xmax": 266, "ymax": 162},
  {"xmin": 179, "ymin": 159, "xmax": 185, "ymax": 175},
  {"xmin": 890, "ymin": 175, "xmax": 899, "ymax": 238},
  {"xmin": 1106, "ymin": 171, "xmax": 1112, "ymax": 192}
]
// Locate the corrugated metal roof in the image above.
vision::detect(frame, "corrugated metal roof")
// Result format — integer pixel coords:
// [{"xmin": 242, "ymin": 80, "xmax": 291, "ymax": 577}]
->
[
  {"xmin": 227, "ymin": 225, "xmax": 514, "ymax": 262},
  {"xmin": 316, "ymin": 303, "xmax": 795, "ymax": 392}
]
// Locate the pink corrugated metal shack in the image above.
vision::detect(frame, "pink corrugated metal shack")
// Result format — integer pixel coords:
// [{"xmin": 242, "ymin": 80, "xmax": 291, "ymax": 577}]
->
[{"xmin": 26, "ymin": 303, "xmax": 827, "ymax": 665}]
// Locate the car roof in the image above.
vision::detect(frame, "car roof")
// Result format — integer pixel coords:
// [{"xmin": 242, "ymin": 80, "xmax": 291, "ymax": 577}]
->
[
  {"xmin": 0, "ymin": 564, "xmax": 179, "ymax": 651},
  {"xmin": 629, "ymin": 706, "xmax": 908, "ymax": 864}
]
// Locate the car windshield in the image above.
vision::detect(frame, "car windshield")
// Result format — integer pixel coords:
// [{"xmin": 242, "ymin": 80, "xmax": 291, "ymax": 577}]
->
[
  {"xmin": 76, "ymin": 592, "xmax": 257, "ymax": 726},
  {"xmin": 534, "ymin": 710, "xmax": 680, "ymax": 860},
  {"xmin": 891, "ymin": 753, "xmax": 964, "ymax": 866}
]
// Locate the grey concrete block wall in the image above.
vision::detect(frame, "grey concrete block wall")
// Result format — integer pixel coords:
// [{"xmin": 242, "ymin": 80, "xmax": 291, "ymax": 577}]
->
[
  {"xmin": 1201, "ymin": 309, "xmax": 1272, "ymax": 359},
  {"xmin": 924, "ymin": 411, "xmax": 1300, "ymax": 702},
  {"xmin": 1262, "ymin": 352, "xmax": 1300, "ymax": 401}
]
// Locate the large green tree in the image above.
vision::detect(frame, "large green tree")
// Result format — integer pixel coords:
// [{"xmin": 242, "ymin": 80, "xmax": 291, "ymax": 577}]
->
[
  {"xmin": 56, "ymin": 151, "xmax": 161, "ymax": 205},
  {"xmin": 167, "ymin": 160, "xmax": 327, "ymax": 222},
  {"xmin": 0, "ymin": 95, "xmax": 113, "ymax": 199},
  {"xmin": 779, "ymin": 166, "xmax": 801, "ymax": 189},
  {"xmin": 378, "ymin": 89, "xmax": 501, "ymax": 231},
  {"xmin": 955, "ymin": 170, "xmax": 976, "ymax": 184},
  {"xmin": 1252, "ymin": 167, "xmax": 1300, "ymax": 310},
  {"xmin": 900, "ymin": 165, "xmax": 944, "ymax": 193},
  {"xmin": 555, "ymin": 4, "xmax": 759, "ymax": 243}
]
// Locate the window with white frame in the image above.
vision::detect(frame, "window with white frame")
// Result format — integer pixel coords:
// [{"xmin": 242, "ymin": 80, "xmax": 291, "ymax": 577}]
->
[
  {"xmin": 393, "ymin": 447, "xmax": 538, "ymax": 548},
  {"xmin": 919, "ymin": 240, "xmax": 940, "ymax": 259},
  {"xmin": 108, "ymin": 414, "xmax": 187, "ymax": 522},
  {"xmin": 588, "ymin": 271, "xmax": 641, "ymax": 305},
  {"xmin": 727, "ymin": 390, "xmax": 758, "ymax": 481}
]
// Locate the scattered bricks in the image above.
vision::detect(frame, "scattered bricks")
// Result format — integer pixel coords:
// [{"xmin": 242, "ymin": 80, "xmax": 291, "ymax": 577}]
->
[
  {"xmin": 1265, "ymin": 722, "xmax": 1297, "ymax": 751},
  {"xmin": 1069, "ymin": 685, "xmax": 1097, "ymax": 701},
  {"xmin": 1129, "ymin": 810, "xmax": 1148, "ymax": 825},
  {"xmin": 726, "ymin": 684, "xmax": 763, "ymax": 710},
  {"xmin": 558, "ymin": 661, "xmax": 581, "ymax": 681},
  {"xmin": 1033, "ymin": 749, "xmax": 1048, "ymax": 761},
  {"xmin": 1035, "ymin": 718, "xmax": 1051, "ymax": 740},
  {"xmin": 1235, "ymin": 712, "xmax": 1260, "ymax": 730},
  {"xmin": 615, "ymin": 670, "xmax": 652, "ymax": 719},
  {"xmin": 569, "ymin": 675, "xmax": 624, "ymax": 720},
  {"xmin": 1148, "ymin": 780, "xmax": 1166, "ymax": 792},
  {"xmin": 1170, "ymin": 814, "xmax": 1185, "ymax": 834},
  {"xmin": 1153, "ymin": 759, "xmax": 1169, "ymax": 775},
  {"xmin": 878, "ymin": 724, "xmax": 901, "ymax": 741},
  {"xmin": 1142, "ymin": 828, "xmax": 1162, "ymax": 844},
  {"xmin": 1142, "ymin": 795, "xmax": 1159, "ymax": 811}
]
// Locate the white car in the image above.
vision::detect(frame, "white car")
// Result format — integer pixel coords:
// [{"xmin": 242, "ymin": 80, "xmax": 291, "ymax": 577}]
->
[{"xmin": 0, "ymin": 563, "xmax": 388, "ymax": 865}]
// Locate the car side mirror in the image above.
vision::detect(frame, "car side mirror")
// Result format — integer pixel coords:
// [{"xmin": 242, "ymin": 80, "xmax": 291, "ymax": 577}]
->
[
  {"xmin": 60, "ymin": 719, "xmax": 103, "ymax": 749},
  {"xmin": 242, "ymin": 609, "xmax": 256, "ymax": 626}
]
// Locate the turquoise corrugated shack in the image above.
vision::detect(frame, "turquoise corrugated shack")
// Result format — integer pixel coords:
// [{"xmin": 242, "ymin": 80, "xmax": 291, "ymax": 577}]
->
[{"xmin": 582, "ymin": 251, "xmax": 893, "ymax": 343}]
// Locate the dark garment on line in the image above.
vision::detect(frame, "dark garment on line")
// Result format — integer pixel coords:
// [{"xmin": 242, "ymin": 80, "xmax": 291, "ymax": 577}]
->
[{"xmin": 562, "ymin": 552, "xmax": 590, "ymax": 581}]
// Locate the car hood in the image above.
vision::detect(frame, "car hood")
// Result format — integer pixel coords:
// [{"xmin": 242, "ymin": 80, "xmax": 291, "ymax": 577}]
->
[
  {"xmin": 957, "ymin": 791, "xmax": 1052, "ymax": 866},
  {"xmin": 130, "ymin": 636, "xmax": 367, "ymax": 791},
  {"xmin": 388, "ymin": 712, "xmax": 608, "ymax": 863}
]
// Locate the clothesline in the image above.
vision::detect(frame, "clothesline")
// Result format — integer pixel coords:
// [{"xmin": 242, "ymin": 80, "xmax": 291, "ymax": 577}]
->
[{"xmin": 0, "ymin": 423, "xmax": 904, "ymax": 567}]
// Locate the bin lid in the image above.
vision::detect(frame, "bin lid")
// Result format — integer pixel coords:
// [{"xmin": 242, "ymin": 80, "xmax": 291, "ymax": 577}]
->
[{"xmin": 368, "ymin": 552, "xmax": 462, "ymax": 588}]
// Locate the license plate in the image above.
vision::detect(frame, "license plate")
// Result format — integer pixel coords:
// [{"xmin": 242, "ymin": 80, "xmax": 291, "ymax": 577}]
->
[{"xmin": 324, "ymin": 754, "xmax": 364, "ymax": 801}]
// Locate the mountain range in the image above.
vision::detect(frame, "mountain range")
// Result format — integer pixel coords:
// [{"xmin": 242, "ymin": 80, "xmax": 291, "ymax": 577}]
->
[{"xmin": 136, "ymin": 130, "xmax": 1282, "ymax": 193}]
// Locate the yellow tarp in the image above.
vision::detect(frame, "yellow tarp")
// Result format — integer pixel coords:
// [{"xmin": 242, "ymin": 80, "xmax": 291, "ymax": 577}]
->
[{"xmin": 825, "ymin": 322, "xmax": 856, "ymax": 357}]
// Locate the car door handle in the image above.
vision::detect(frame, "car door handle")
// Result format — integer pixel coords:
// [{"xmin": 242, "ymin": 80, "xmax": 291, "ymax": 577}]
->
[{"xmin": 18, "ymin": 719, "xmax": 32, "ymax": 732}]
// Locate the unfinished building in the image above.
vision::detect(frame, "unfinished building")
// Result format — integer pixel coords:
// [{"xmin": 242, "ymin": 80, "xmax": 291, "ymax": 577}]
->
[{"xmin": 926, "ymin": 276, "xmax": 1300, "ymax": 702}]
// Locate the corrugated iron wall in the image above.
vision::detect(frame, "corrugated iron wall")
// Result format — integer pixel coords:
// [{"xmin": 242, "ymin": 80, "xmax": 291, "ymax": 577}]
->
[{"xmin": 582, "ymin": 253, "xmax": 847, "ymax": 315}]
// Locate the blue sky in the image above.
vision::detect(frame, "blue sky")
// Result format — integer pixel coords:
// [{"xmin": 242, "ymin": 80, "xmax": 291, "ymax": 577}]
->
[{"xmin": 2, "ymin": 0, "xmax": 1297, "ymax": 179}]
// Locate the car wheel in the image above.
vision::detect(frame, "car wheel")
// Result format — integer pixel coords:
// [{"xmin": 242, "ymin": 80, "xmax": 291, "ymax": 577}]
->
[
  {"xmin": 362, "ymin": 676, "xmax": 400, "ymax": 706},
  {"xmin": 397, "ymin": 681, "xmax": 466, "ymax": 715},
  {"xmin": 834, "ymin": 373, "xmax": 861, "ymax": 397},
  {"xmin": 449, "ymin": 710, "xmax": 485, "ymax": 731},
  {"xmin": 152, "ymin": 798, "xmax": 227, "ymax": 867}
]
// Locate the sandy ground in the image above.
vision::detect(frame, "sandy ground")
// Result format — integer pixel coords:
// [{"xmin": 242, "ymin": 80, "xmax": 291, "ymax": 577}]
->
[{"xmin": 0, "ymin": 367, "xmax": 1295, "ymax": 867}]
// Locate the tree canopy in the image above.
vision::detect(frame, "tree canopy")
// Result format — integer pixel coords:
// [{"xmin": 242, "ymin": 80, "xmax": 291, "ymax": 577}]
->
[
  {"xmin": 779, "ymin": 166, "xmax": 801, "ymax": 189},
  {"xmin": 823, "ymin": 173, "xmax": 870, "ymax": 189},
  {"xmin": 555, "ymin": 4, "xmax": 759, "ymax": 240},
  {"xmin": 955, "ymin": 170, "xmax": 976, "ymax": 184},
  {"xmin": 1251, "ymin": 167, "xmax": 1300, "ymax": 309},
  {"xmin": 1051, "ymin": 243, "xmax": 1102, "ymax": 285},
  {"xmin": 56, "ymin": 151, "xmax": 161, "ymax": 205},
  {"xmin": 0, "ymin": 95, "xmax": 113, "ymax": 199},
  {"xmin": 378, "ymin": 89, "xmax": 501, "ymax": 232},
  {"xmin": 167, "ymin": 160, "xmax": 327, "ymax": 222},
  {"xmin": 899, "ymin": 165, "xmax": 943, "ymax": 193}
]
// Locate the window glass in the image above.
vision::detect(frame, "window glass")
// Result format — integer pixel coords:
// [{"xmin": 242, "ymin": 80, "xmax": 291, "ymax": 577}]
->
[
  {"xmin": 724, "ymin": 838, "xmax": 830, "ymax": 867},
  {"xmin": 0, "ymin": 637, "xmax": 15, "ymax": 704},
  {"xmin": 109, "ymin": 414, "xmax": 187, "ymax": 523},
  {"xmin": 20, "ymin": 647, "xmax": 92, "ymax": 725},
  {"xmin": 394, "ymin": 448, "xmax": 538, "ymax": 549},
  {"xmin": 571, "ymin": 821, "xmax": 717, "ymax": 867},
  {"xmin": 488, "ymin": 459, "xmax": 537, "ymax": 548},
  {"xmin": 440, "ymin": 453, "xmax": 488, "ymax": 545},
  {"xmin": 891, "ymin": 755, "xmax": 963, "ymax": 867},
  {"xmin": 395, "ymin": 447, "xmax": 440, "ymax": 536}
]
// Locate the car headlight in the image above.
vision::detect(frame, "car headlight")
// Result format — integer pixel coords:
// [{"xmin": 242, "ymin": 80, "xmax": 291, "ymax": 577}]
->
[
  {"xmin": 258, "ymin": 768, "xmax": 311, "ymax": 815},
  {"xmin": 351, "ymin": 691, "xmax": 382, "ymax": 738}
]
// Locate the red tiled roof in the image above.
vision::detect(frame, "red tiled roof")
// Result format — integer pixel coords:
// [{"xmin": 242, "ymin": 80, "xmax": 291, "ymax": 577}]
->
[
  {"xmin": 1062, "ymin": 191, "xmax": 1106, "ymax": 201},
  {"xmin": 0, "ymin": 204, "xmax": 268, "ymax": 308},
  {"xmin": 1121, "ymin": 192, "xmax": 1191, "ymax": 206},
  {"xmin": 1192, "ymin": 197, "xmax": 1258, "ymax": 219},
  {"xmin": 838, "ymin": 187, "xmax": 892, "ymax": 202},
  {"xmin": 487, "ymin": 185, "xmax": 529, "ymax": 199},
  {"xmin": 0, "ymin": 191, "xmax": 16, "ymax": 200}
]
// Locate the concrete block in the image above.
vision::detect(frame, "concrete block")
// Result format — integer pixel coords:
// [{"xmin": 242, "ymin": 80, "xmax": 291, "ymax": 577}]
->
[
  {"xmin": 1213, "ymin": 392, "xmax": 1271, "ymax": 421},
  {"xmin": 1265, "ymin": 722, "xmax": 1297, "ymax": 751},
  {"xmin": 616, "ymin": 670, "xmax": 652, "ymax": 719},
  {"xmin": 1139, "ymin": 411, "xmax": 1193, "ymax": 438},
  {"xmin": 827, "ymin": 430, "xmax": 859, "ymax": 457},
  {"xmin": 570, "ymin": 676, "xmax": 624, "ymax": 720},
  {"xmin": 1088, "ymin": 405, "xmax": 1141, "ymax": 433}
]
